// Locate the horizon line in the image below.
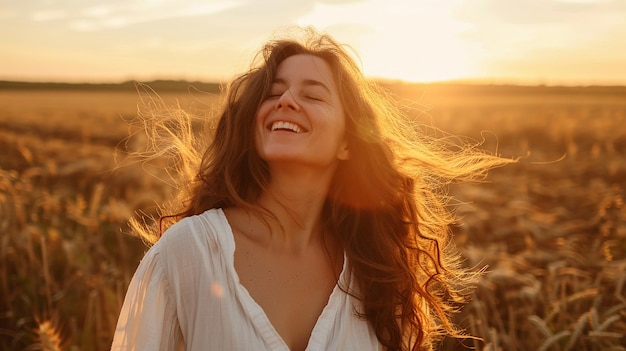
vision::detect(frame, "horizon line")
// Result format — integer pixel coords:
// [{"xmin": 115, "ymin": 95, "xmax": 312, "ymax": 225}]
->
[{"xmin": 2, "ymin": 78, "xmax": 626, "ymax": 89}]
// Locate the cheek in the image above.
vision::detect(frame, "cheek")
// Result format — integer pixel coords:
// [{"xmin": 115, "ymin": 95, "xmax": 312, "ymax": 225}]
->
[
  {"xmin": 256, "ymin": 102, "xmax": 272, "ymax": 128},
  {"xmin": 335, "ymin": 112, "xmax": 347, "ymax": 138},
  {"xmin": 254, "ymin": 103, "xmax": 271, "ymax": 148}
]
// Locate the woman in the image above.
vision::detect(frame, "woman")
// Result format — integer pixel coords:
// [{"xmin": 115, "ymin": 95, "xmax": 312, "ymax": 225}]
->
[{"xmin": 112, "ymin": 28, "xmax": 512, "ymax": 351}]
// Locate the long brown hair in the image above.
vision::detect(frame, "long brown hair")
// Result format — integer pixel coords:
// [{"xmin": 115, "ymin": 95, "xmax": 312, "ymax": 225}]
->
[{"xmin": 129, "ymin": 27, "xmax": 514, "ymax": 350}]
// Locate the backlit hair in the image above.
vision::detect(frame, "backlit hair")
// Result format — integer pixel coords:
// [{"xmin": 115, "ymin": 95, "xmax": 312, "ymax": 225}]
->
[{"xmin": 129, "ymin": 27, "xmax": 514, "ymax": 350}]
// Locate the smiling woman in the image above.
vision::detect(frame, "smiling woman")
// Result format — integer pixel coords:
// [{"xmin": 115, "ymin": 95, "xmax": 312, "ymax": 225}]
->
[
  {"xmin": 255, "ymin": 54, "xmax": 350, "ymax": 171},
  {"xmin": 112, "ymin": 27, "xmax": 514, "ymax": 351}
]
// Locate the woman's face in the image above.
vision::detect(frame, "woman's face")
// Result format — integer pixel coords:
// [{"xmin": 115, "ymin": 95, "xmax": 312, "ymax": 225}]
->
[{"xmin": 255, "ymin": 54, "xmax": 349, "ymax": 170}]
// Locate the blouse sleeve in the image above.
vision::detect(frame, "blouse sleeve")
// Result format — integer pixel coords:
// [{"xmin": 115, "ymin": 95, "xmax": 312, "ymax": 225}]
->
[{"xmin": 111, "ymin": 244, "xmax": 182, "ymax": 350}]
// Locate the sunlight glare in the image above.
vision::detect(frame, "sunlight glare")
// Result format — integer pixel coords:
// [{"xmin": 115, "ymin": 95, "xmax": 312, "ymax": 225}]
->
[
  {"xmin": 211, "ymin": 282, "xmax": 224, "ymax": 298},
  {"xmin": 296, "ymin": 0, "xmax": 477, "ymax": 83}
]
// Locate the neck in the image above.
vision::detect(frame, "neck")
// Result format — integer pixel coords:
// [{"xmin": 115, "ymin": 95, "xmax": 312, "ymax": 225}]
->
[{"xmin": 255, "ymin": 163, "xmax": 336, "ymax": 252}]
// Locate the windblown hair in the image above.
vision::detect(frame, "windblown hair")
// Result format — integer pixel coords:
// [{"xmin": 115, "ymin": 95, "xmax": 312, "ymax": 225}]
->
[{"xmin": 129, "ymin": 27, "xmax": 514, "ymax": 350}]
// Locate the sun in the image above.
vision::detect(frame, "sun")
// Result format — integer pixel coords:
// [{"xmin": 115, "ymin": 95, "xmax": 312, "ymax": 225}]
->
[{"xmin": 296, "ymin": 0, "xmax": 478, "ymax": 83}]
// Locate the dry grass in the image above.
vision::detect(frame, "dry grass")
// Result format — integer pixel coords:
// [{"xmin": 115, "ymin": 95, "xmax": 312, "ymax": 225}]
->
[
  {"xmin": 0, "ymin": 85, "xmax": 624, "ymax": 350},
  {"xmin": 408, "ymin": 85, "xmax": 626, "ymax": 351}
]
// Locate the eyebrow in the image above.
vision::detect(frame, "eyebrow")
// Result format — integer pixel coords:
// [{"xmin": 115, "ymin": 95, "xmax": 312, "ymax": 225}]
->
[{"xmin": 273, "ymin": 78, "xmax": 331, "ymax": 94}]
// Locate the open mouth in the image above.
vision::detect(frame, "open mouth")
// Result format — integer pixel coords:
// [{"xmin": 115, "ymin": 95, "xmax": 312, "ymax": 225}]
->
[{"xmin": 269, "ymin": 121, "xmax": 306, "ymax": 133}]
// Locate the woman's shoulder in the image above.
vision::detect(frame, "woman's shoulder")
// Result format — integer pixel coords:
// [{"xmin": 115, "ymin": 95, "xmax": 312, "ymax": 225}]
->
[
  {"xmin": 163, "ymin": 208, "xmax": 226, "ymax": 235},
  {"xmin": 157, "ymin": 208, "xmax": 231, "ymax": 259}
]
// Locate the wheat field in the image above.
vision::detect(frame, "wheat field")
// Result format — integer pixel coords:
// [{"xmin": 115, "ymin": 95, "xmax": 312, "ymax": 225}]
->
[{"xmin": 1, "ymin": 84, "xmax": 624, "ymax": 350}]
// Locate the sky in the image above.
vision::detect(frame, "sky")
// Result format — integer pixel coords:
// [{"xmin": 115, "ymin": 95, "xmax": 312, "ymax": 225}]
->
[{"xmin": 1, "ymin": 0, "xmax": 626, "ymax": 85}]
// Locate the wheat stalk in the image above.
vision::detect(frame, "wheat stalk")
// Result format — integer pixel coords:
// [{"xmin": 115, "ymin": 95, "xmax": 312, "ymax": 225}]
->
[
  {"xmin": 528, "ymin": 315, "xmax": 552, "ymax": 339},
  {"xmin": 538, "ymin": 330, "xmax": 571, "ymax": 351},
  {"xmin": 596, "ymin": 314, "xmax": 622, "ymax": 332},
  {"xmin": 34, "ymin": 320, "xmax": 62, "ymax": 351},
  {"xmin": 564, "ymin": 311, "xmax": 590, "ymax": 351}
]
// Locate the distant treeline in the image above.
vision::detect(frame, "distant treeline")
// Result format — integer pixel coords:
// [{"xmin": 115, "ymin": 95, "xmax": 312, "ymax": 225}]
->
[
  {"xmin": 1, "ymin": 79, "xmax": 625, "ymax": 96},
  {"xmin": 0, "ymin": 80, "xmax": 222, "ymax": 93},
  {"xmin": 379, "ymin": 81, "xmax": 626, "ymax": 97}
]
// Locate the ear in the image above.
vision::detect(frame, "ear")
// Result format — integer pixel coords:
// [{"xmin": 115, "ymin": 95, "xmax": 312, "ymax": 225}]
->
[{"xmin": 337, "ymin": 140, "xmax": 350, "ymax": 160}]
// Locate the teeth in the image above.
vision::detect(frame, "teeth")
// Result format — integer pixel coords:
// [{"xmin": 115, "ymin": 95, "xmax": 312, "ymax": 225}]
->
[{"xmin": 271, "ymin": 121, "xmax": 303, "ymax": 133}]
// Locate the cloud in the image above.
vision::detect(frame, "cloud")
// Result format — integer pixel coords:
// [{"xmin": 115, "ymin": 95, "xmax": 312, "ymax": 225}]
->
[
  {"xmin": 454, "ymin": 0, "xmax": 626, "ymax": 52},
  {"xmin": 31, "ymin": 10, "xmax": 68, "ymax": 21},
  {"xmin": 81, "ymin": 5, "xmax": 114, "ymax": 18},
  {"xmin": 455, "ymin": 0, "xmax": 626, "ymax": 25},
  {"xmin": 318, "ymin": 0, "xmax": 368, "ymax": 3},
  {"xmin": 68, "ymin": 1, "xmax": 243, "ymax": 31}
]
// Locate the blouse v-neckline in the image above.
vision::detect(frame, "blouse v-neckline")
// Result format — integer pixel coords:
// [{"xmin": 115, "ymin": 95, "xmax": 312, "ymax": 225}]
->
[{"xmin": 215, "ymin": 209, "xmax": 347, "ymax": 351}]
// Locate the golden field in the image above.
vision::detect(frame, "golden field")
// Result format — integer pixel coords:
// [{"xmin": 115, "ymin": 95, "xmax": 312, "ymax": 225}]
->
[{"xmin": 0, "ymin": 83, "xmax": 625, "ymax": 350}]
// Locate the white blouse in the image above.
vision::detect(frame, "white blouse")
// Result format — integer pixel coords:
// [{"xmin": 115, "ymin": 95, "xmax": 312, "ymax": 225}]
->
[{"xmin": 111, "ymin": 208, "xmax": 382, "ymax": 350}]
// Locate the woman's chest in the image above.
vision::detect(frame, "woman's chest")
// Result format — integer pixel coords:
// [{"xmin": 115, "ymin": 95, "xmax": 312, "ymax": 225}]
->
[{"xmin": 233, "ymin": 244, "xmax": 339, "ymax": 350}]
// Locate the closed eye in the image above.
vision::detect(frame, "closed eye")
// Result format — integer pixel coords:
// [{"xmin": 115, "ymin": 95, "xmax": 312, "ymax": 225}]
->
[
  {"xmin": 304, "ymin": 95, "xmax": 324, "ymax": 102},
  {"xmin": 266, "ymin": 93, "xmax": 283, "ymax": 99}
]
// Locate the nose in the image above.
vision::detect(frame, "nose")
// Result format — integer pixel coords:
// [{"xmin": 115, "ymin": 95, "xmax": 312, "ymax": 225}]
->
[{"xmin": 275, "ymin": 89, "xmax": 300, "ymax": 111}]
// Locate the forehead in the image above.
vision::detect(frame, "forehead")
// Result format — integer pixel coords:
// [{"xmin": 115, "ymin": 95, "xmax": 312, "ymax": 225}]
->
[{"xmin": 274, "ymin": 54, "xmax": 335, "ymax": 88}]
